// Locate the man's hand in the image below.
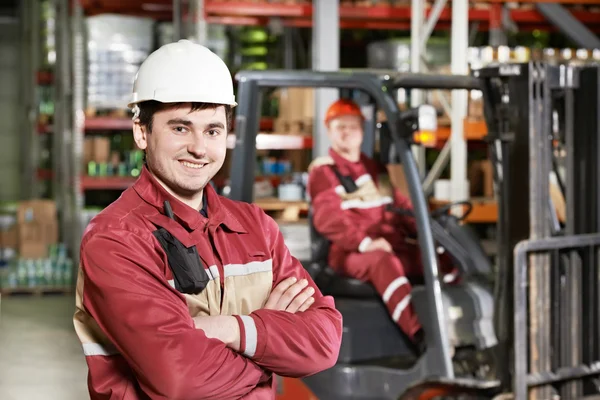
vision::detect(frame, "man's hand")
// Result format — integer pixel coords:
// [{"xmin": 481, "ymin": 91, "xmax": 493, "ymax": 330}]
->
[
  {"xmin": 365, "ymin": 237, "xmax": 393, "ymax": 253},
  {"xmin": 193, "ymin": 315, "xmax": 241, "ymax": 352},
  {"xmin": 263, "ymin": 277, "xmax": 315, "ymax": 313}
]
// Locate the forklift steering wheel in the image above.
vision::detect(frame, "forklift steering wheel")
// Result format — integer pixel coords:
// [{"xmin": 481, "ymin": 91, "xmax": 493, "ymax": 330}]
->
[{"xmin": 430, "ymin": 200, "xmax": 474, "ymax": 222}]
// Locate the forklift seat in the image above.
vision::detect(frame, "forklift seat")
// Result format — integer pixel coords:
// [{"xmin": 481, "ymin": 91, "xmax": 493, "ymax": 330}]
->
[{"xmin": 308, "ymin": 209, "xmax": 378, "ymax": 299}]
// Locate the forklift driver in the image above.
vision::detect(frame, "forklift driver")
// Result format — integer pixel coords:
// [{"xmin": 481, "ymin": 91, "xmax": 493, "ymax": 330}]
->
[
  {"xmin": 73, "ymin": 40, "xmax": 342, "ymax": 400},
  {"xmin": 307, "ymin": 98, "xmax": 458, "ymax": 352}
]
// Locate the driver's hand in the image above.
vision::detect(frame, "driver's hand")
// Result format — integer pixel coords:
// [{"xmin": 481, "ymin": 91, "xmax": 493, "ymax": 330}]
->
[
  {"xmin": 263, "ymin": 277, "xmax": 315, "ymax": 313},
  {"xmin": 365, "ymin": 237, "xmax": 393, "ymax": 253}
]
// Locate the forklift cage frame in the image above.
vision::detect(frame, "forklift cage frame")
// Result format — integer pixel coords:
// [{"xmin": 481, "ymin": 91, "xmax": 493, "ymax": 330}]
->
[
  {"xmin": 477, "ymin": 62, "xmax": 600, "ymax": 399},
  {"xmin": 514, "ymin": 233, "xmax": 600, "ymax": 400},
  {"xmin": 230, "ymin": 69, "xmax": 482, "ymax": 381}
]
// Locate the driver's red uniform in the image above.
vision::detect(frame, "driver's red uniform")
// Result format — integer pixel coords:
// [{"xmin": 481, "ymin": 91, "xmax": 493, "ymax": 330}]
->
[{"xmin": 307, "ymin": 149, "xmax": 456, "ymax": 342}]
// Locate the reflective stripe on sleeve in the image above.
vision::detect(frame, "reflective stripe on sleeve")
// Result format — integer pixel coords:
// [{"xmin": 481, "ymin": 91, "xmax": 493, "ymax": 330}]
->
[
  {"xmin": 358, "ymin": 237, "xmax": 373, "ymax": 253},
  {"xmin": 82, "ymin": 342, "xmax": 119, "ymax": 357},
  {"xmin": 239, "ymin": 315, "xmax": 258, "ymax": 358}
]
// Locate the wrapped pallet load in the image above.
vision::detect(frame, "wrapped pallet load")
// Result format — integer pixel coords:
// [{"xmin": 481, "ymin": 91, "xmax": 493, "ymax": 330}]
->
[{"xmin": 85, "ymin": 15, "xmax": 154, "ymax": 114}]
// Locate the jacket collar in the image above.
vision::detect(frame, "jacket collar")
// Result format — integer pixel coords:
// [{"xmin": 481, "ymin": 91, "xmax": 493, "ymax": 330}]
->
[{"xmin": 133, "ymin": 166, "xmax": 246, "ymax": 234}]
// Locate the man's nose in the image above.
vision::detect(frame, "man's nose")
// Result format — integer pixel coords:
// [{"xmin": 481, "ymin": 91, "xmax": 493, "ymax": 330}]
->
[{"xmin": 187, "ymin": 133, "xmax": 206, "ymax": 157}]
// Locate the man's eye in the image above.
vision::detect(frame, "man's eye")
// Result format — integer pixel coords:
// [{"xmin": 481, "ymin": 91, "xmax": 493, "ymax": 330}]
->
[
  {"xmin": 206, "ymin": 129, "xmax": 220, "ymax": 137},
  {"xmin": 174, "ymin": 126, "xmax": 188, "ymax": 134}
]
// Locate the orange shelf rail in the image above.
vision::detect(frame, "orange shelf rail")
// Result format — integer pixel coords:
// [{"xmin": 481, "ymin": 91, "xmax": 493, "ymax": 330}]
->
[
  {"xmin": 204, "ymin": 1, "xmax": 600, "ymax": 31},
  {"xmin": 430, "ymin": 197, "xmax": 498, "ymax": 224},
  {"xmin": 80, "ymin": 1, "xmax": 600, "ymax": 31},
  {"xmin": 436, "ymin": 119, "xmax": 489, "ymax": 142}
]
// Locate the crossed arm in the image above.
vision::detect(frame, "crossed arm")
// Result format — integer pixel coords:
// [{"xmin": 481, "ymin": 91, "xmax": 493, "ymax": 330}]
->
[
  {"xmin": 193, "ymin": 276, "xmax": 317, "ymax": 351},
  {"xmin": 195, "ymin": 210, "xmax": 343, "ymax": 378},
  {"xmin": 81, "ymin": 216, "xmax": 342, "ymax": 398}
]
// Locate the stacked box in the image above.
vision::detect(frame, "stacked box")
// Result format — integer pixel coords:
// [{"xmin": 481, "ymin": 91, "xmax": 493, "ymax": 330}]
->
[{"xmin": 85, "ymin": 15, "xmax": 154, "ymax": 111}]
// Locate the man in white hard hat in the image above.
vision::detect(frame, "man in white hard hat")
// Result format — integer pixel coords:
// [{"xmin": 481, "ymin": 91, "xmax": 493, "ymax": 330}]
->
[{"xmin": 73, "ymin": 40, "xmax": 342, "ymax": 399}]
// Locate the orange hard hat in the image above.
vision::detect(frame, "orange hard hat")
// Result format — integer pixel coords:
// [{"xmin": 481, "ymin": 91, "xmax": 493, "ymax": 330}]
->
[{"xmin": 324, "ymin": 99, "xmax": 364, "ymax": 125}]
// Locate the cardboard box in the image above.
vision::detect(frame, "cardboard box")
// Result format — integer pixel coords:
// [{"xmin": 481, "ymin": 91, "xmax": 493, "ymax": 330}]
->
[
  {"xmin": 275, "ymin": 88, "xmax": 314, "ymax": 123},
  {"xmin": 16, "ymin": 200, "xmax": 58, "ymax": 258},
  {"xmin": 84, "ymin": 137, "xmax": 94, "ymax": 165},
  {"xmin": 92, "ymin": 137, "xmax": 111, "ymax": 163},
  {"xmin": 468, "ymin": 160, "xmax": 484, "ymax": 197},
  {"xmin": 480, "ymin": 160, "xmax": 494, "ymax": 198},
  {"xmin": 17, "ymin": 200, "xmax": 56, "ymax": 224},
  {"xmin": 0, "ymin": 225, "xmax": 17, "ymax": 249}
]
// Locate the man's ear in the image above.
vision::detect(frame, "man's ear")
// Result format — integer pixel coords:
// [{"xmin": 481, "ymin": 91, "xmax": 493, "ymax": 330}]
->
[{"xmin": 133, "ymin": 119, "xmax": 148, "ymax": 150}]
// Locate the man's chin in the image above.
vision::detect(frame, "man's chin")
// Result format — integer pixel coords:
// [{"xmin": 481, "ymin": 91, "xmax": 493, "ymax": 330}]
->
[{"xmin": 176, "ymin": 179, "xmax": 212, "ymax": 195}]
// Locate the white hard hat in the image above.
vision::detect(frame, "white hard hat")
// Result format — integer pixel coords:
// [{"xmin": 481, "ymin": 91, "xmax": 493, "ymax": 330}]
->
[{"xmin": 128, "ymin": 39, "xmax": 237, "ymax": 109}]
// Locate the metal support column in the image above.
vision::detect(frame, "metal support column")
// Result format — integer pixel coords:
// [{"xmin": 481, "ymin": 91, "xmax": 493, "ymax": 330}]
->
[
  {"xmin": 410, "ymin": 0, "xmax": 426, "ymax": 176},
  {"xmin": 536, "ymin": 3, "xmax": 600, "ymax": 49},
  {"xmin": 190, "ymin": 0, "xmax": 207, "ymax": 45},
  {"xmin": 450, "ymin": 0, "xmax": 469, "ymax": 206},
  {"xmin": 71, "ymin": 1, "xmax": 85, "ymax": 262},
  {"xmin": 312, "ymin": 0, "xmax": 339, "ymax": 158},
  {"xmin": 283, "ymin": 28, "xmax": 295, "ymax": 70},
  {"xmin": 55, "ymin": 0, "xmax": 72, "ymax": 244},
  {"xmin": 489, "ymin": 3, "xmax": 507, "ymax": 47},
  {"xmin": 173, "ymin": 0, "xmax": 183, "ymax": 41},
  {"xmin": 19, "ymin": 0, "xmax": 40, "ymax": 200}
]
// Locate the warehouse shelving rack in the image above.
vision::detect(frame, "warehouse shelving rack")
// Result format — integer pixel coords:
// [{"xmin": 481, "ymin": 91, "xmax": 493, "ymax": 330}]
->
[{"xmin": 51, "ymin": 0, "xmax": 600, "ymax": 260}]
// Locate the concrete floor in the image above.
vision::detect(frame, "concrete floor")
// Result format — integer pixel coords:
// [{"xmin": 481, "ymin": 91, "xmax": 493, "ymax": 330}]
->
[{"xmin": 0, "ymin": 295, "xmax": 89, "ymax": 400}]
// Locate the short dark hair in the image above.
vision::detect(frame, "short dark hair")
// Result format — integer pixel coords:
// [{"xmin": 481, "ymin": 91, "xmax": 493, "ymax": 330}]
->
[{"xmin": 137, "ymin": 100, "xmax": 234, "ymax": 133}]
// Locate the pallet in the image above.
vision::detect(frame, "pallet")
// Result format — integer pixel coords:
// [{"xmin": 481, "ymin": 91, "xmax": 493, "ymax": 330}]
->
[
  {"xmin": 85, "ymin": 107, "xmax": 129, "ymax": 118},
  {"xmin": 0, "ymin": 286, "xmax": 73, "ymax": 297},
  {"xmin": 255, "ymin": 198, "xmax": 308, "ymax": 222}
]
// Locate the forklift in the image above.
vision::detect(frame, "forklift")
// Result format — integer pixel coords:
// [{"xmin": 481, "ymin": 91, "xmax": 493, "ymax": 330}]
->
[{"xmin": 228, "ymin": 69, "xmax": 502, "ymax": 399}]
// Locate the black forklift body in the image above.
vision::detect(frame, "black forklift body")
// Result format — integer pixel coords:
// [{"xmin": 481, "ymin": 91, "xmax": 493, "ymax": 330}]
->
[{"xmin": 229, "ymin": 69, "xmax": 499, "ymax": 398}]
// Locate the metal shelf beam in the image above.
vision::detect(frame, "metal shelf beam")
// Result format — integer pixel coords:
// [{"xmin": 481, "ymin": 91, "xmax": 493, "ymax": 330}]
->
[{"xmin": 536, "ymin": 3, "xmax": 600, "ymax": 49}]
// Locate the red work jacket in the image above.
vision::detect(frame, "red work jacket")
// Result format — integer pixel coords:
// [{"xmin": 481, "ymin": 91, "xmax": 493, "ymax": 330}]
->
[
  {"xmin": 307, "ymin": 149, "xmax": 418, "ymax": 269},
  {"xmin": 73, "ymin": 166, "xmax": 342, "ymax": 399}
]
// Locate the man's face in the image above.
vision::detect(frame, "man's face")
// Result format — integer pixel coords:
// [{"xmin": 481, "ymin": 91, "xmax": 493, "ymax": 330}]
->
[
  {"xmin": 327, "ymin": 115, "xmax": 364, "ymax": 154},
  {"xmin": 133, "ymin": 103, "xmax": 228, "ymax": 201}
]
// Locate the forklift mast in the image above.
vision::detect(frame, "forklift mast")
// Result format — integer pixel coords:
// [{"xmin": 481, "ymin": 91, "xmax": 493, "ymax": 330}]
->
[
  {"xmin": 229, "ymin": 69, "xmax": 482, "ymax": 383},
  {"xmin": 476, "ymin": 62, "xmax": 600, "ymax": 399}
]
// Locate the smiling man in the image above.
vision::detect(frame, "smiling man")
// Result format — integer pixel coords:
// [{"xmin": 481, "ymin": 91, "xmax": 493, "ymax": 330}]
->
[{"xmin": 73, "ymin": 40, "xmax": 342, "ymax": 399}]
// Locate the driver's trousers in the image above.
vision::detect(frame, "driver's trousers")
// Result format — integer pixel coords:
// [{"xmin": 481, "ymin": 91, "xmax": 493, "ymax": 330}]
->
[{"xmin": 336, "ymin": 242, "xmax": 457, "ymax": 343}]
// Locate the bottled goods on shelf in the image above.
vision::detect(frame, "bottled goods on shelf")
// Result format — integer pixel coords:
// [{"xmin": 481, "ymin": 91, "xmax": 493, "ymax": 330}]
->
[
  {"xmin": 259, "ymin": 157, "xmax": 293, "ymax": 176},
  {"xmin": 0, "ymin": 244, "xmax": 73, "ymax": 290},
  {"xmin": 40, "ymin": 0, "xmax": 56, "ymax": 68},
  {"xmin": 84, "ymin": 134, "xmax": 144, "ymax": 178}
]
